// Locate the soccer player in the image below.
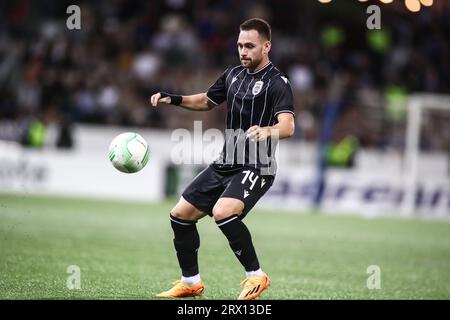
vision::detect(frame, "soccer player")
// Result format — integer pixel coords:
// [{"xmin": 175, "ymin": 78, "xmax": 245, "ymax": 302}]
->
[{"xmin": 150, "ymin": 18, "xmax": 295, "ymax": 300}]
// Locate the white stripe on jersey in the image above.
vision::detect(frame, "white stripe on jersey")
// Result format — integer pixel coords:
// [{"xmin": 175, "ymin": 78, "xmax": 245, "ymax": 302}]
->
[
  {"xmin": 261, "ymin": 72, "xmax": 280, "ymax": 171},
  {"xmin": 225, "ymin": 65, "xmax": 243, "ymax": 84},
  {"xmin": 246, "ymin": 66, "xmax": 274, "ymax": 167},
  {"xmin": 232, "ymin": 77, "xmax": 254, "ymax": 165},
  {"xmin": 227, "ymin": 73, "xmax": 248, "ymax": 164},
  {"xmin": 255, "ymin": 78, "xmax": 272, "ymax": 168},
  {"xmin": 206, "ymin": 66, "xmax": 242, "ymax": 106},
  {"xmin": 258, "ymin": 79, "xmax": 273, "ymax": 126},
  {"xmin": 226, "ymin": 67, "xmax": 246, "ymax": 97},
  {"xmin": 252, "ymin": 66, "xmax": 273, "ymax": 126}
]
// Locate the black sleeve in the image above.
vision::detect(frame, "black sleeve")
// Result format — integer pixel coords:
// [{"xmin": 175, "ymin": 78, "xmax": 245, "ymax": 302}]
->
[
  {"xmin": 270, "ymin": 75, "xmax": 295, "ymax": 119},
  {"xmin": 206, "ymin": 68, "xmax": 229, "ymax": 106}
]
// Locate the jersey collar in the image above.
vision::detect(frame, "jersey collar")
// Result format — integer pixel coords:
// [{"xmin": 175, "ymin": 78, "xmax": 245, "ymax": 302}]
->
[{"xmin": 246, "ymin": 61, "xmax": 272, "ymax": 75}]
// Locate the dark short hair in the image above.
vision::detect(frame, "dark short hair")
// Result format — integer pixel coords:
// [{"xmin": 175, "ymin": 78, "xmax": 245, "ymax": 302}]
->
[{"xmin": 240, "ymin": 18, "xmax": 271, "ymax": 41}]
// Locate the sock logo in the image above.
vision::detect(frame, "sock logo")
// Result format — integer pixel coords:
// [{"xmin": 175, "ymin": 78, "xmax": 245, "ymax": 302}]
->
[
  {"xmin": 244, "ymin": 190, "xmax": 250, "ymax": 198},
  {"xmin": 234, "ymin": 250, "xmax": 242, "ymax": 256}
]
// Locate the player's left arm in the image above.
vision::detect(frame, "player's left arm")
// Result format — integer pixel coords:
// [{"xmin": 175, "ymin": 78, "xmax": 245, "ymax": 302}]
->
[{"xmin": 246, "ymin": 112, "xmax": 295, "ymax": 141}]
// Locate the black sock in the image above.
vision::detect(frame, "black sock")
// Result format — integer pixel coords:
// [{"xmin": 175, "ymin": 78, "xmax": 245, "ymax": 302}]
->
[
  {"xmin": 216, "ymin": 215, "xmax": 260, "ymax": 272},
  {"xmin": 170, "ymin": 214, "xmax": 200, "ymax": 277}
]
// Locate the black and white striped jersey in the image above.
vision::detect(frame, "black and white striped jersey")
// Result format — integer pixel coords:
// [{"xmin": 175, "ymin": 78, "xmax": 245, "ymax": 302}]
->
[{"xmin": 206, "ymin": 61, "xmax": 295, "ymax": 176}]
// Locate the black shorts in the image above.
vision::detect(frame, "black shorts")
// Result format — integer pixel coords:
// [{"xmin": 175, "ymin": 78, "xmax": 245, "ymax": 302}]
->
[{"xmin": 182, "ymin": 165, "xmax": 275, "ymax": 219}]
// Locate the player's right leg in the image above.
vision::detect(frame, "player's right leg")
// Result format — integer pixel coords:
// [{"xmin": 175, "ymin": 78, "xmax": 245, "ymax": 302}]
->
[
  {"xmin": 157, "ymin": 166, "xmax": 225, "ymax": 298},
  {"xmin": 157, "ymin": 197, "xmax": 207, "ymax": 298}
]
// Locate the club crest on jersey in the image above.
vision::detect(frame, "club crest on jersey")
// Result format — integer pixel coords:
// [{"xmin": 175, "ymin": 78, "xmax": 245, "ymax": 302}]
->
[{"xmin": 252, "ymin": 81, "xmax": 264, "ymax": 95}]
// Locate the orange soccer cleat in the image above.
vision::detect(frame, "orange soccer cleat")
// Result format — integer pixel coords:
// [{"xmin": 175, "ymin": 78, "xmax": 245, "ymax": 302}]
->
[
  {"xmin": 238, "ymin": 273, "xmax": 271, "ymax": 300},
  {"xmin": 156, "ymin": 280, "xmax": 205, "ymax": 298}
]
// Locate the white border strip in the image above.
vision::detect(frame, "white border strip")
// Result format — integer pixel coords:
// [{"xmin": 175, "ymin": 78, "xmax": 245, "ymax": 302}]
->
[
  {"xmin": 170, "ymin": 217, "xmax": 194, "ymax": 226},
  {"xmin": 216, "ymin": 216, "xmax": 239, "ymax": 227}
]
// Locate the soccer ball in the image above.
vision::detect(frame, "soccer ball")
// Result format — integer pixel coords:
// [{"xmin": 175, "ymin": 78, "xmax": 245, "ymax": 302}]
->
[{"xmin": 108, "ymin": 132, "xmax": 150, "ymax": 173}]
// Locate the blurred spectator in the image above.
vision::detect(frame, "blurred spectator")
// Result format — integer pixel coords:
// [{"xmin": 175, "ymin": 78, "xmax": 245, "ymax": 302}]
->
[{"xmin": 0, "ymin": 0, "xmax": 448, "ymax": 152}]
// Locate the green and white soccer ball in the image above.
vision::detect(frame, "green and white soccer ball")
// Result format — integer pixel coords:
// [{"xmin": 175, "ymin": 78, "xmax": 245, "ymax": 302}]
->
[{"xmin": 108, "ymin": 132, "xmax": 150, "ymax": 173}]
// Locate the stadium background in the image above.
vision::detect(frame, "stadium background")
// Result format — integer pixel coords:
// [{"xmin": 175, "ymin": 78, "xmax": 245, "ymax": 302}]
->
[{"xmin": 0, "ymin": 0, "xmax": 449, "ymax": 299}]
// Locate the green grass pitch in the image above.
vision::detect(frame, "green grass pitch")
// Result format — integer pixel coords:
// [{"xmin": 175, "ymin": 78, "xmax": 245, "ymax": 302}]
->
[{"xmin": 1, "ymin": 193, "xmax": 449, "ymax": 299}]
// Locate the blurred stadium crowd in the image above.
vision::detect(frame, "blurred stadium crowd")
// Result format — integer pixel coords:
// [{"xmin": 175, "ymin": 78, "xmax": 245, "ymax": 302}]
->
[{"xmin": 0, "ymin": 0, "xmax": 449, "ymax": 152}]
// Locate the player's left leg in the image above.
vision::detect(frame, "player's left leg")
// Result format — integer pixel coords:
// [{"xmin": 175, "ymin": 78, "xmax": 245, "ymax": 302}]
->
[
  {"xmin": 212, "ymin": 168, "xmax": 274, "ymax": 300},
  {"xmin": 213, "ymin": 197, "xmax": 260, "ymax": 271}
]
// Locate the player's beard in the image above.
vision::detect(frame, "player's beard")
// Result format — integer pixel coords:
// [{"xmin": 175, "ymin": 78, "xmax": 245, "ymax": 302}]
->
[{"xmin": 241, "ymin": 55, "xmax": 263, "ymax": 72}]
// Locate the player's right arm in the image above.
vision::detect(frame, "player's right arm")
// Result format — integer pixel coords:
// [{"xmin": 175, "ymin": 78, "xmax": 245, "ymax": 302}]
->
[
  {"xmin": 150, "ymin": 92, "xmax": 215, "ymax": 111},
  {"xmin": 151, "ymin": 67, "xmax": 230, "ymax": 111}
]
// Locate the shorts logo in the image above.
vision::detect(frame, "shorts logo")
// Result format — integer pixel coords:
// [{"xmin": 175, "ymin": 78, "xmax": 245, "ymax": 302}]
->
[
  {"xmin": 252, "ymin": 81, "xmax": 264, "ymax": 95},
  {"xmin": 244, "ymin": 190, "xmax": 250, "ymax": 198},
  {"xmin": 261, "ymin": 178, "xmax": 266, "ymax": 188}
]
